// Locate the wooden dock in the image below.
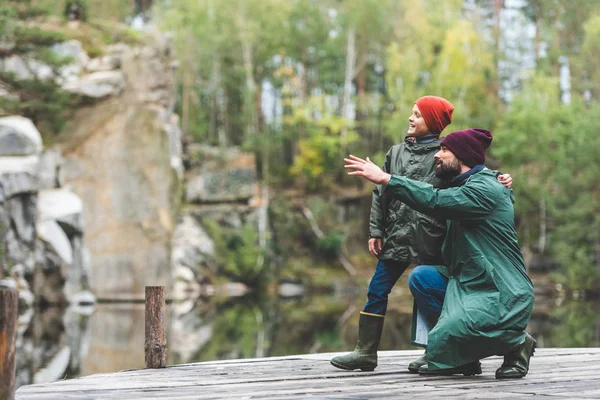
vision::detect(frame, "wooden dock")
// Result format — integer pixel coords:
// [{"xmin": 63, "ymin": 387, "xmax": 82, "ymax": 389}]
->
[{"xmin": 16, "ymin": 348, "xmax": 600, "ymax": 399}]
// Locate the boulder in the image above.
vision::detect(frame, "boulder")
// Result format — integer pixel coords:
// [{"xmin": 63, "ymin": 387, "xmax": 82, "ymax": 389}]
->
[
  {"xmin": 0, "ymin": 155, "xmax": 40, "ymax": 199},
  {"xmin": 62, "ymin": 71, "xmax": 125, "ymax": 99},
  {"xmin": 0, "ymin": 116, "xmax": 43, "ymax": 156},
  {"xmin": 52, "ymin": 40, "xmax": 89, "ymax": 67},
  {"xmin": 37, "ymin": 220, "xmax": 73, "ymax": 265},
  {"xmin": 185, "ymin": 146, "xmax": 258, "ymax": 204},
  {"xmin": 162, "ymin": 111, "xmax": 183, "ymax": 179},
  {"xmin": 86, "ymin": 54, "xmax": 121, "ymax": 72},
  {"xmin": 37, "ymin": 189, "xmax": 84, "ymax": 234},
  {"xmin": 37, "ymin": 149, "xmax": 63, "ymax": 190},
  {"xmin": 1, "ymin": 55, "xmax": 53, "ymax": 80}
]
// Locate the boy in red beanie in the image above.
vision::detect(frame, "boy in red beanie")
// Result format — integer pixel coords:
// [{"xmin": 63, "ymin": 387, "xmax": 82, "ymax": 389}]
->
[
  {"xmin": 344, "ymin": 128, "xmax": 535, "ymax": 379},
  {"xmin": 331, "ymin": 97, "xmax": 512, "ymax": 373}
]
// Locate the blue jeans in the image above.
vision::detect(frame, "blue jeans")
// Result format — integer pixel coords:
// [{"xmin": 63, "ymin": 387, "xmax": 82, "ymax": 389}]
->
[
  {"xmin": 363, "ymin": 260, "xmax": 409, "ymax": 315},
  {"xmin": 408, "ymin": 265, "xmax": 448, "ymax": 324}
]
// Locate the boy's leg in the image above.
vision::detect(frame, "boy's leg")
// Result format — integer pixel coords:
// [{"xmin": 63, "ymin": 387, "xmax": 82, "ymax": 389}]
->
[
  {"xmin": 331, "ymin": 260, "xmax": 408, "ymax": 371},
  {"xmin": 364, "ymin": 260, "xmax": 409, "ymax": 315}
]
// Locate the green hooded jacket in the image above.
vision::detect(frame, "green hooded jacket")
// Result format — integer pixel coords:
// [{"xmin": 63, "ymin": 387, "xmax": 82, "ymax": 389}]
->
[
  {"xmin": 387, "ymin": 169, "xmax": 534, "ymax": 369},
  {"xmin": 370, "ymin": 136, "xmax": 447, "ymax": 266}
]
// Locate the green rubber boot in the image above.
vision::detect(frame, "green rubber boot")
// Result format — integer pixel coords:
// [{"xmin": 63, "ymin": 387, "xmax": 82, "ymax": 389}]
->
[
  {"xmin": 408, "ymin": 352, "xmax": 427, "ymax": 373},
  {"xmin": 330, "ymin": 312, "xmax": 385, "ymax": 371},
  {"xmin": 495, "ymin": 333, "xmax": 536, "ymax": 379}
]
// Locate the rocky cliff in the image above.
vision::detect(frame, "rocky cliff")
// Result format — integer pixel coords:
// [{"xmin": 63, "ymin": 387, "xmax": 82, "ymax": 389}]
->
[
  {"xmin": 0, "ymin": 115, "xmax": 92, "ymax": 306},
  {"xmin": 1, "ymin": 24, "xmax": 183, "ymax": 387},
  {"xmin": 54, "ymin": 32, "xmax": 182, "ymax": 300}
]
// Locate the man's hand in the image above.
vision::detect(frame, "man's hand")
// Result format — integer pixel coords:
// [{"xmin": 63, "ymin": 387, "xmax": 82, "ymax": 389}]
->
[
  {"xmin": 498, "ymin": 173, "xmax": 512, "ymax": 189},
  {"xmin": 368, "ymin": 238, "xmax": 382, "ymax": 257},
  {"xmin": 344, "ymin": 155, "xmax": 391, "ymax": 185}
]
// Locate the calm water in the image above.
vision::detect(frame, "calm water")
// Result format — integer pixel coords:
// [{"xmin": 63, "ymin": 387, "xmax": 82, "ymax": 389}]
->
[{"xmin": 16, "ymin": 284, "xmax": 600, "ymax": 387}]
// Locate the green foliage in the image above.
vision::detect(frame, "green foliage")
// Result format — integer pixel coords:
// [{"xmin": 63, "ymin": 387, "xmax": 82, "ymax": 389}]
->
[
  {"xmin": 157, "ymin": 0, "xmax": 600, "ymax": 292},
  {"xmin": 13, "ymin": 25, "xmax": 68, "ymax": 48},
  {"xmin": 580, "ymin": 14, "xmax": 600, "ymax": 100},
  {"xmin": 542, "ymin": 300, "xmax": 600, "ymax": 347},
  {"xmin": 0, "ymin": 1, "xmax": 75, "ymax": 135},
  {"xmin": 268, "ymin": 194, "xmax": 313, "ymax": 261},
  {"xmin": 316, "ymin": 232, "xmax": 344, "ymax": 260},
  {"xmin": 192, "ymin": 301, "xmax": 269, "ymax": 361},
  {"xmin": 203, "ymin": 219, "xmax": 268, "ymax": 288},
  {"xmin": 287, "ymin": 96, "xmax": 358, "ymax": 190},
  {"xmin": 385, "ymin": 1, "xmax": 498, "ymax": 138},
  {"xmin": 494, "ymin": 75, "xmax": 600, "ymax": 292},
  {"xmin": 0, "ymin": 72, "xmax": 73, "ymax": 133}
]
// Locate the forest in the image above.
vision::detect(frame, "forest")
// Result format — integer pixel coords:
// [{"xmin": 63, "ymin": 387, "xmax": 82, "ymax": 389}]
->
[
  {"xmin": 2, "ymin": 0, "xmax": 600, "ymax": 293},
  {"xmin": 156, "ymin": 0, "xmax": 600, "ymax": 293}
]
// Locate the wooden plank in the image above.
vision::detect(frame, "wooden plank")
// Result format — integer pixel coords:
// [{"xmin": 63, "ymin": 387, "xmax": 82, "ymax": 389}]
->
[{"xmin": 16, "ymin": 348, "xmax": 600, "ymax": 399}]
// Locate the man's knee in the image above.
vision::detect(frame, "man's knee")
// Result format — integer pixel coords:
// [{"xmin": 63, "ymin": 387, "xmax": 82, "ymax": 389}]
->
[{"xmin": 408, "ymin": 265, "xmax": 428, "ymax": 294}]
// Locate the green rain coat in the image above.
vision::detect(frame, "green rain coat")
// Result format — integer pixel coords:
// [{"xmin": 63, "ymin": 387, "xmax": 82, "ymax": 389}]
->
[{"xmin": 386, "ymin": 169, "xmax": 534, "ymax": 369}]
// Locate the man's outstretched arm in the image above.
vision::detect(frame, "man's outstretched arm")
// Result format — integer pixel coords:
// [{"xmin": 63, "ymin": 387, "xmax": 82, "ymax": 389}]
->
[{"xmin": 344, "ymin": 155, "xmax": 497, "ymax": 220}]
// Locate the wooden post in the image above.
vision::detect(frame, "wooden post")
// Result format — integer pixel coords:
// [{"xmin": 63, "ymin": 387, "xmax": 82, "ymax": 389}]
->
[
  {"xmin": 0, "ymin": 289, "xmax": 18, "ymax": 400},
  {"xmin": 145, "ymin": 286, "xmax": 167, "ymax": 368}
]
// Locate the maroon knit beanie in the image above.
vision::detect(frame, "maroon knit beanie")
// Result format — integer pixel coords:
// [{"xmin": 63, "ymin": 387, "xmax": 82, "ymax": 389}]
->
[
  {"xmin": 415, "ymin": 96, "xmax": 454, "ymax": 134},
  {"xmin": 441, "ymin": 128, "xmax": 493, "ymax": 167}
]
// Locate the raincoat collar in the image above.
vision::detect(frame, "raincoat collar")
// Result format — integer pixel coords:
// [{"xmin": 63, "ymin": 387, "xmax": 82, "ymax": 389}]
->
[
  {"xmin": 405, "ymin": 134, "xmax": 440, "ymax": 144},
  {"xmin": 450, "ymin": 164, "xmax": 485, "ymax": 187}
]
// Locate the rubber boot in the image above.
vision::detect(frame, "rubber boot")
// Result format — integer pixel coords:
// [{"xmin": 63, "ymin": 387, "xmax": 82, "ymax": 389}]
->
[
  {"xmin": 419, "ymin": 360, "xmax": 482, "ymax": 376},
  {"xmin": 495, "ymin": 333, "xmax": 536, "ymax": 379},
  {"xmin": 408, "ymin": 352, "xmax": 427, "ymax": 373},
  {"xmin": 330, "ymin": 312, "xmax": 384, "ymax": 371}
]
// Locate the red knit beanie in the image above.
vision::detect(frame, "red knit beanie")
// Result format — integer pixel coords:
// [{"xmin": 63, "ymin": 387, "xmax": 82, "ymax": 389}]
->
[
  {"xmin": 415, "ymin": 96, "xmax": 454, "ymax": 134},
  {"xmin": 441, "ymin": 128, "xmax": 493, "ymax": 167}
]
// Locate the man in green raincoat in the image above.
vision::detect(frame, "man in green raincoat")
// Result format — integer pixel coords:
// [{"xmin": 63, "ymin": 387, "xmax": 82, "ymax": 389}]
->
[{"xmin": 344, "ymin": 128, "xmax": 536, "ymax": 379}]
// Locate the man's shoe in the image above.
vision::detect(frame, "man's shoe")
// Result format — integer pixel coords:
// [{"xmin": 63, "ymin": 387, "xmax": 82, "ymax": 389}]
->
[
  {"xmin": 419, "ymin": 361, "xmax": 482, "ymax": 377},
  {"xmin": 330, "ymin": 312, "xmax": 385, "ymax": 371},
  {"xmin": 408, "ymin": 352, "xmax": 427, "ymax": 373},
  {"xmin": 495, "ymin": 333, "xmax": 536, "ymax": 379}
]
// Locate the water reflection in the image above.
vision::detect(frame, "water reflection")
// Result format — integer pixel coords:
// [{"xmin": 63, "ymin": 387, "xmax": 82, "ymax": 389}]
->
[
  {"xmin": 80, "ymin": 303, "xmax": 146, "ymax": 375},
  {"xmin": 16, "ymin": 288, "xmax": 600, "ymax": 388}
]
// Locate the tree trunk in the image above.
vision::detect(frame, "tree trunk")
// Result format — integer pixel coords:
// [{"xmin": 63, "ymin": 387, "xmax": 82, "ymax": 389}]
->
[
  {"xmin": 237, "ymin": 2, "xmax": 258, "ymax": 141},
  {"xmin": 534, "ymin": 7, "xmax": 540, "ymax": 64},
  {"xmin": 493, "ymin": 0, "xmax": 504, "ymax": 98},
  {"xmin": 218, "ymin": 87, "xmax": 228, "ymax": 149},
  {"xmin": 181, "ymin": 28, "xmax": 194, "ymax": 136},
  {"xmin": 208, "ymin": 0, "xmax": 219, "ymax": 144},
  {"xmin": 209, "ymin": 58, "xmax": 220, "ymax": 144},
  {"xmin": 299, "ymin": 50, "xmax": 308, "ymax": 102},
  {"xmin": 559, "ymin": 55, "xmax": 572, "ymax": 105},
  {"xmin": 538, "ymin": 196, "xmax": 546, "ymax": 253},
  {"xmin": 340, "ymin": 26, "xmax": 356, "ymax": 152},
  {"xmin": 255, "ymin": 82, "xmax": 264, "ymax": 134},
  {"xmin": 356, "ymin": 59, "xmax": 368, "ymax": 149}
]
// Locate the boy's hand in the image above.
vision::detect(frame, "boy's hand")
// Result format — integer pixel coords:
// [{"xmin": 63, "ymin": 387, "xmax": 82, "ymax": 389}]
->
[
  {"xmin": 368, "ymin": 238, "xmax": 382, "ymax": 257},
  {"xmin": 498, "ymin": 173, "xmax": 512, "ymax": 189}
]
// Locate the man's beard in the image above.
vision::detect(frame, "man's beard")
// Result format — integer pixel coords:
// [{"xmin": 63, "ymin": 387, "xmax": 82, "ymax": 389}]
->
[{"xmin": 435, "ymin": 159, "xmax": 462, "ymax": 180}]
